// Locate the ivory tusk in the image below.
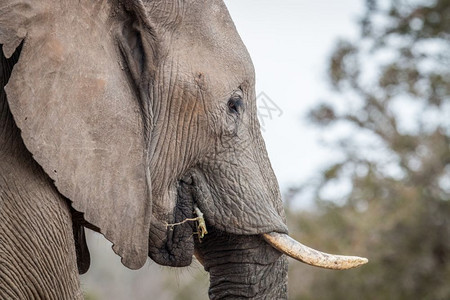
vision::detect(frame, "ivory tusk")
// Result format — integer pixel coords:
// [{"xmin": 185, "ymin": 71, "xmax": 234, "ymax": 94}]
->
[{"xmin": 262, "ymin": 232, "xmax": 368, "ymax": 270}]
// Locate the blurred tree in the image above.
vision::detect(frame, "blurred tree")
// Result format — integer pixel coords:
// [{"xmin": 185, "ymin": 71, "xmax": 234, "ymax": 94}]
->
[{"xmin": 287, "ymin": 0, "xmax": 450, "ymax": 299}]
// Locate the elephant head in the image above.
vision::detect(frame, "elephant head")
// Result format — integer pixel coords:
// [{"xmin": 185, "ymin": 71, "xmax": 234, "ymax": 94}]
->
[{"xmin": 0, "ymin": 0, "xmax": 367, "ymax": 298}]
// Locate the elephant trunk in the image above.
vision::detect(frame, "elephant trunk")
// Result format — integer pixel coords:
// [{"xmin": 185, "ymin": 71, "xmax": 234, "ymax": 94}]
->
[
  {"xmin": 195, "ymin": 227, "xmax": 288, "ymax": 299},
  {"xmin": 263, "ymin": 232, "xmax": 368, "ymax": 270}
]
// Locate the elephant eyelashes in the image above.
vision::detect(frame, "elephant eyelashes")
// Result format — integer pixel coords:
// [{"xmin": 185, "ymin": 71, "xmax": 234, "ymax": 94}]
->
[{"xmin": 227, "ymin": 96, "xmax": 244, "ymax": 115}]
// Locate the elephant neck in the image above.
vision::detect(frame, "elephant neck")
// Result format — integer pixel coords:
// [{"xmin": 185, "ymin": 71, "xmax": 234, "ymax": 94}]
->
[
  {"xmin": 0, "ymin": 144, "xmax": 83, "ymax": 299},
  {"xmin": 195, "ymin": 228, "xmax": 288, "ymax": 299}
]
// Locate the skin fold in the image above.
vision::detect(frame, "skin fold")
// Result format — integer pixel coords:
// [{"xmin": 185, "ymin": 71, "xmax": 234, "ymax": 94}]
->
[{"xmin": 0, "ymin": 0, "xmax": 290, "ymax": 298}]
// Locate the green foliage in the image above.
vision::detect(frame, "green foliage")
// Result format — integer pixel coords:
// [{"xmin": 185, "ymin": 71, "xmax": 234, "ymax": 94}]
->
[{"xmin": 288, "ymin": 0, "xmax": 450, "ymax": 299}]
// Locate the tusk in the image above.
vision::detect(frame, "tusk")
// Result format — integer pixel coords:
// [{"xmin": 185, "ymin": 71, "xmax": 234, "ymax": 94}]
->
[{"xmin": 262, "ymin": 232, "xmax": 368, "ymax": 270}]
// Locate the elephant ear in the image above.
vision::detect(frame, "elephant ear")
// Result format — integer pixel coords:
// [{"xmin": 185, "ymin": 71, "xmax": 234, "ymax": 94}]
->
[{"xmin": 0, "ymin": 0, "xmax": 154, "ymax": 269}]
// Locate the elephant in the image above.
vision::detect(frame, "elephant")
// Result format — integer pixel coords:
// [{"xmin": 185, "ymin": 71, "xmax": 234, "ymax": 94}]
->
[{"xmin": 0, "ymin": 0, "xmax": 368, "ymax": 299}]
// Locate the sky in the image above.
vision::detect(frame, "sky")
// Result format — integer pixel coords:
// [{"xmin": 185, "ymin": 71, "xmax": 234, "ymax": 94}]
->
[{"xmin": 224, "ymin": 0, "xmax": 363, "ymax": 207}]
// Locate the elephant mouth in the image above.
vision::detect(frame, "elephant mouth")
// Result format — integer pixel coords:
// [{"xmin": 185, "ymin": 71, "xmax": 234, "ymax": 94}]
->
[
  {"xmin": 147, "ymin": 169, "xmax": 368, "ymax": 270},
  {"xmin": 147, "ymin": 177, "xmax": 198, "ymax": 267},
  {"xmin": 147, "ymin": 169, "xmax": 239, "ymax": 267}
]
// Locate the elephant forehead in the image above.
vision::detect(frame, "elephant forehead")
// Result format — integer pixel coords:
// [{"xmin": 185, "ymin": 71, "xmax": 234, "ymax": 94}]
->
[{"xmin": 155, "ymin": 0, "xmax": 254, "ymax": 82}]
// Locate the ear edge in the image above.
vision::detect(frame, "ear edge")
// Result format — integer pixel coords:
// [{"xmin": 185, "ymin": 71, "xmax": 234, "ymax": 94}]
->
[{"xmin": 115, "ymin": 11, "xmax": 160, "ymax": 145}]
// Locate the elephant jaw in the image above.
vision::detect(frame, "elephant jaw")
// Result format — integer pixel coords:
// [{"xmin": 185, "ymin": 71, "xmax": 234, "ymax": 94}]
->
[{"xmin": 262, "ymin": 232, "xmax": 368, "ymax": 270}]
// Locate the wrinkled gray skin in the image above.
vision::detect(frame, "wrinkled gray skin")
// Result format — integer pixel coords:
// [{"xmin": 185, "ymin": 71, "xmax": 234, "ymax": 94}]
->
[{"xmin": 0, "ymin": 0, "xmax": 288, "ymax": 299}]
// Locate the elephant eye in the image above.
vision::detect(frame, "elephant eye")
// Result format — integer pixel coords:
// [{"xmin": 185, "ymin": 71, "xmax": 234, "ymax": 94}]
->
[{"xmin": 227, "ymin": 96, "xmax": 244, "ymax": 115}]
